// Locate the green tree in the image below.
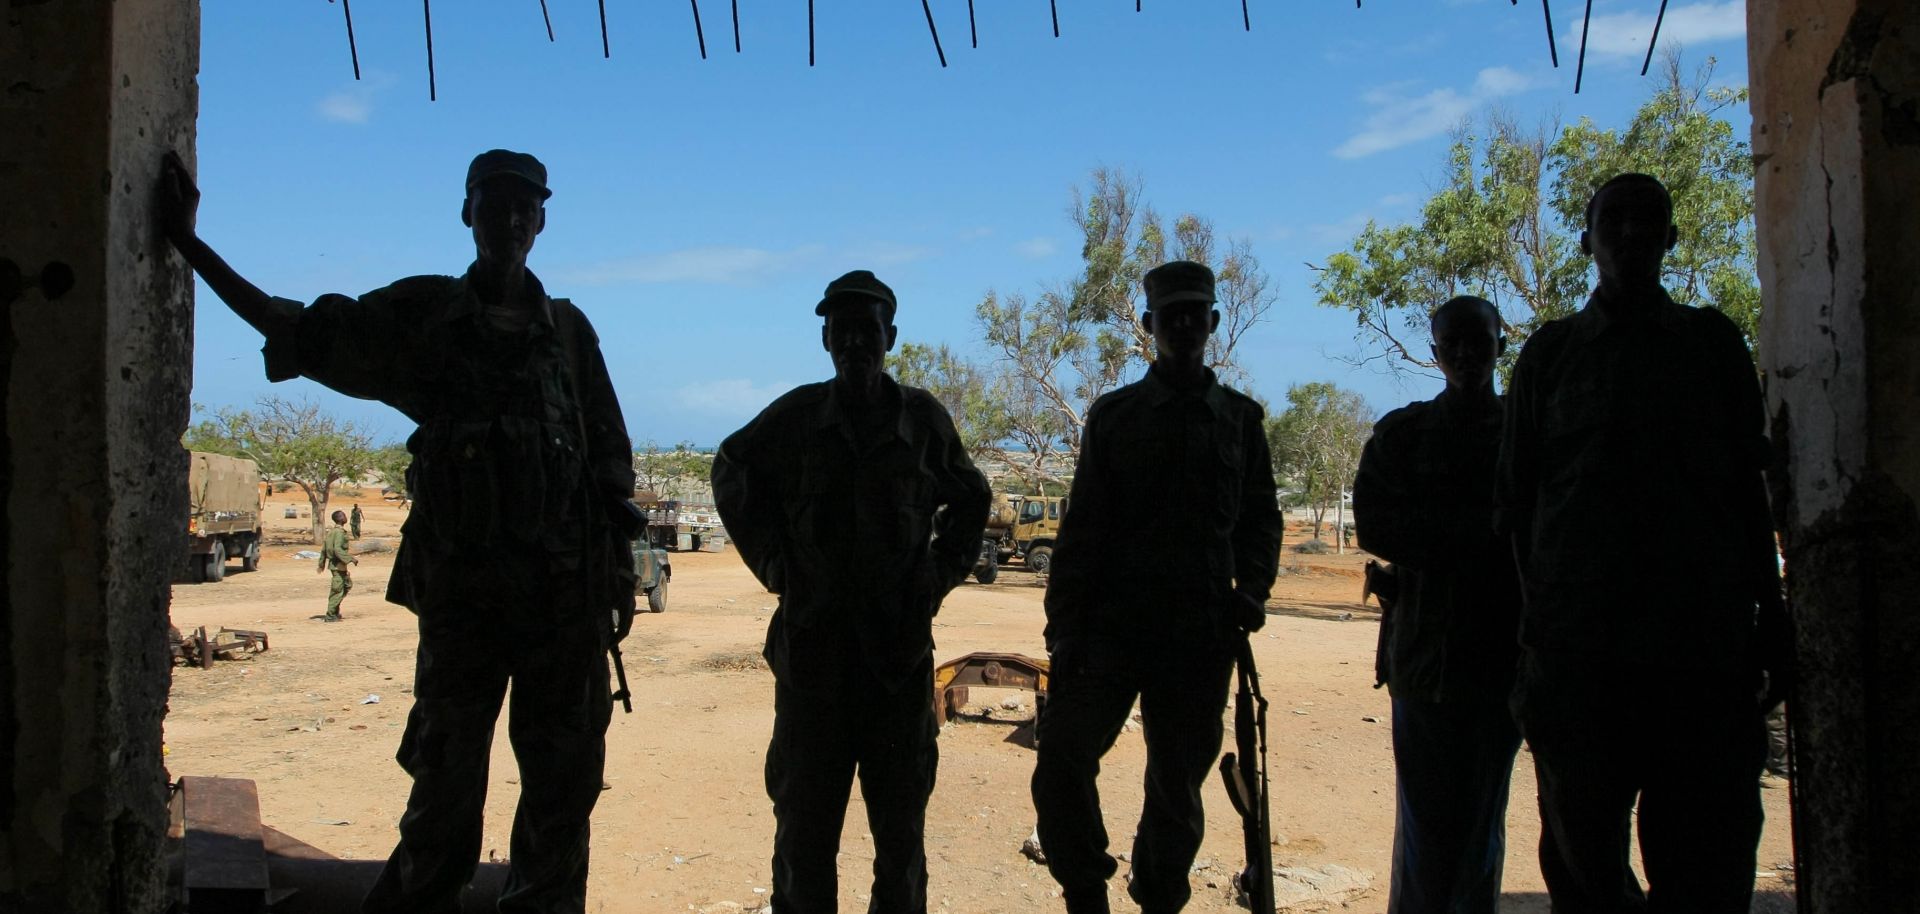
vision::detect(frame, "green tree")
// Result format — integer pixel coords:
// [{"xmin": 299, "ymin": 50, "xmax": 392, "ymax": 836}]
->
[
  {"xmin": 887, "ymin": 341, "xmax": 1012, "ymax": 472},
  {"xmin": 633, "ymin": 440, "xmax": 714, "ymax": 500},
  {"xmin": 1314, "ymin": 55, "xmax": 1756, "ymax": 378},
  {"xmin": 1267, "ymin": 382, "xmax": 1373, "ymax": 550},
  {"xmin": 191, "ymin": 396, "xmax": 378, "ymax": 543},
  {"xmin": 370, "ymin": 443, "xmax": 412, "ymax": 502},
  {"xmin": 975, "ymin": 168, "xmax": 1277, "ymax": 489}
]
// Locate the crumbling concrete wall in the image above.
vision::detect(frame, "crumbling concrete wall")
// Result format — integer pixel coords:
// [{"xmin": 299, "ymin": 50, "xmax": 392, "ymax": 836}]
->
[
  {"xmin": 0, "ymin": 1, "xmax": 199, "ymax": 911},
  {"xmin": 1749, "ymin": 1, "xmax": 1920, "ymax": 910}
]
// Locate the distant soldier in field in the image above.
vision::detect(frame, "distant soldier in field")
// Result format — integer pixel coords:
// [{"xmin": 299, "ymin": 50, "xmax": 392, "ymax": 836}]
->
[
  {"xmin": 161, "ymin": 148, "xmax": 637, "ymax": 914},
  {"xmin": 712, "ymin": 270, "xmax": 991, "ymax": 914},
  {"xmin": 1031, "ymin": 260, "xmax": 1283, "ymax": 914},
  {"xmin": 1353, "ymin": 295, "xmax": 1522, "ymax": 914},
  {"xmin": 319, "ymin": 508, "xmax": 359, "ymax": 622},
  {"xmin": 351, "ymin": 502, "xmax": 365, "ymax": 539},
  {"xmin": 1497, "ymin": 173, "xmax": 1790, "ymax": 913}
]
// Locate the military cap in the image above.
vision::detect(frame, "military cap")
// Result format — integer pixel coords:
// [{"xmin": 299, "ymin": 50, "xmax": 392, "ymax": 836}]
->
[
  {"xmin": 1143, "ymin": 260, "xmax": 1216, "ymax": 311},
  {"xmin": 465, "ymin": 149, "xmax": 552, "ymax": 199},
  {"xmin": 814, "ymin": 270, "xmax": 897, "ymax": 321}
]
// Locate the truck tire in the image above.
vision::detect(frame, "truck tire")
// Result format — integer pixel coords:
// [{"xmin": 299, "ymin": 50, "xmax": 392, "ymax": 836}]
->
[
  {"xmin": 187, "ymin": 555, "xmax": 207, "ymax": 585},
  {"xmin": 1026, "ymin": 545, "xmax": 1053, "ymax": 575},
  {"xmin": 240, "ymin": 539, "xmax": 260, "ymax": 573},
  {"xmin": 975, "ymin": 562, "xmax": 999, "ymax": 585},
  {"xmin": 647, "ymin": 579, "xmax": 668, "ymax": 613},
  {"xmin": 205, "ymin": 540, "xmax": 227, "ymax": 582}
]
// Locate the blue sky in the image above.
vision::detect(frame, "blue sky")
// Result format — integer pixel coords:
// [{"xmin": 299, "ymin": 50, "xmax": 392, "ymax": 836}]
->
[{"xmin": 188, "ymin": 0, "xmax": 1751, "ymax": 447}]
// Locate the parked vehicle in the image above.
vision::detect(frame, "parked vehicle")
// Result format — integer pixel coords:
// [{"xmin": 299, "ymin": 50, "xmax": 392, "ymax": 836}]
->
[
  {"xmin": 185, "ymin": 451, "xmax": 263, "ymax": 583},
  {"xmin": 979, "ymin": 493, "xmax": 1069, "ymax": 578},
  {"xmin": 632, "ymin": 540, "xmax": 672, "ymax": 613}
]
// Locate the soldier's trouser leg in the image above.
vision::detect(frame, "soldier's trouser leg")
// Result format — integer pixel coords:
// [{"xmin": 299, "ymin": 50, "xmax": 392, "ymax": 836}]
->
[
  {"xmin": 1386, "ymin": 695, "xmax": 1522, "ymax": 914},
  {"xmin": 1633, "ymin": 686, "xmax": 1765, "ymax": 914},
  {"xmin": 1515, "ymin": 651, "xmax": 1764, "ymax": 914},
  {"xmin": 853, "ymin": 656, "xmax": 938, "ymax": 914},
  {"xmin": 498, "ymin": 617, "xmax": 612, "ymax": 914},
  {"xmin": 1126, "ymin": 645, "xmax": 1231, "ymax": 914},
  {"xmin": 1031, "ymin": 637, "xmax": 1141, "ymax": 914},
  {"xmin": 768, "ymin": 677, "xmax": 860, "ymax": 914},
  {"xmin": 364, "ymin": 629, "xmax": 511, "ymax": 914},
  {"xmin": 327, "ymin": 569, "xmax": 351, "ymax": 618}
]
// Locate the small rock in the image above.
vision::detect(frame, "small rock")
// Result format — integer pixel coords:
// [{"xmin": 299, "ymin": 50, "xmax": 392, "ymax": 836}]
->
[
  {"xmin": 1019, "ymin": 830, "xmax": 1047, "ymax": 864},
  {"xmin": 1000, "ymin": 696, "xmax": 1025, "ymax": 711},
  {"xmin": 1361, "ymin": 716, "xmax": 1381, "ymax": 723}
]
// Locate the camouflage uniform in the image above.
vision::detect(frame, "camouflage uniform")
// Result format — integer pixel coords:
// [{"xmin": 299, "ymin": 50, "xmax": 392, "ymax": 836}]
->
[
  {"xmin": 1497, "ymin": 289, "xmax": 1778, "ymax": 914},
  {"xmin": 1353, "ymin": 388, "xmax": 1522, "ymax": 914},
  {"xmin": 351, "ymin": 504, "xmax": 364, "ymax": 539},
  {"xmin": 713, "ymin": 375, "xmax": 990, "ymax": 914},
  {"xmin": 1032, "ymin": 364, "xmax": 1282, "ymax": 914},
  {"xmin": 259, "ymin": 265, "xmax": 633, "ymax": 914},
  {"xmin": 320, "ymin": 520, "xmax": 357, "ymax": 619}
]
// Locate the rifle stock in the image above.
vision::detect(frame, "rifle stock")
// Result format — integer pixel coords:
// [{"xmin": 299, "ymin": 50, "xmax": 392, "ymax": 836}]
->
[{"xmin": 1218, "ymin": 636, "xmax": 1274, "ymax": 914}]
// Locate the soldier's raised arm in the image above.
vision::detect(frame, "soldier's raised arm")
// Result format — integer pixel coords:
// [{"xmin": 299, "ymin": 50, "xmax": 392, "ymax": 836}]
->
[{"xmin": 158, "ymin": 152, "xmax": 298, "ymax": 340}]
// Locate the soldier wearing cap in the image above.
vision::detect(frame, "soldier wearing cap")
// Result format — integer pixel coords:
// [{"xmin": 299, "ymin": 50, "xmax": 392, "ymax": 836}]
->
[
  {"xmin": 160, "ymin": 149, "xmax": 636, "ymax": 914},
  {"xmin": 712, "ymin": 270, "xmax": 991, "ymax": 914},
  {"xmin": 1031, "ymin": 260, "xmax": 1282, "ymax": 914}
]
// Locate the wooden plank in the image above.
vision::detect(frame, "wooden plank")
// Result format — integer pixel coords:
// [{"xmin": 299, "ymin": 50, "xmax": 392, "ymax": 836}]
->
[{"xmin": 179, "ymin": 775, "xmax": 269, "ymax": 913}]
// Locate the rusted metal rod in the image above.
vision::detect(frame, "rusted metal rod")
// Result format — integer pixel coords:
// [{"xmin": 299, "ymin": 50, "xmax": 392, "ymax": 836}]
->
[
  {"xmin": 921, "ymin": 0, "xmax": 948, "ymax": 66},
  {"xmin": 691, "ymin": 0, "xmax": 708, "ymax": 58},
  {"xmin": 423, "ymin": 0, "xmax": 437, "ymax": 101},
  {"xmin": 599, "ymin": 0, "xmax": 611, "ymax": 58},
  {"xmin": 1574, "ymin": 0, "xmax": 1592, "ymax": 93},
  {"xmin": 1641, "ymin": 0, "xmax": 1670, "ymax": 75},
  {"xmin": 341, "ymin": 0, "xmax": 361, "ymax": 79}
]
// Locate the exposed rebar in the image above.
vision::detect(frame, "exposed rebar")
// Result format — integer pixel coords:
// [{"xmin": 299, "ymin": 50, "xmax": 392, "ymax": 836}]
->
[
  {"xmin": 341, "ymin": 0, "xmax": 361, "ymax": 79},
  {"xmin": 691, "ymin": 0, "xmax": 708, "ymax": 58},
  {"xmin": 920, "ymin": 0, "xmax": 948, "ymax": 66},
  {"xmin": 1574, "ymin": 0, "xmax": 1592, "ymax": 93},
  {"xmin": 1641, "ymin": 0, "xmax": 1670, "ymax": 76},
  {"xmin": 423, "ymin": 0, "xmax": 437, "ymax": 100}
]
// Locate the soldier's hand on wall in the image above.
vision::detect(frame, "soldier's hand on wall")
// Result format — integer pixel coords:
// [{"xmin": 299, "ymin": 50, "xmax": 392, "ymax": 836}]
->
[{"xmin": 158, "ymin": 151, "xmax": 200, "ymax": 248}]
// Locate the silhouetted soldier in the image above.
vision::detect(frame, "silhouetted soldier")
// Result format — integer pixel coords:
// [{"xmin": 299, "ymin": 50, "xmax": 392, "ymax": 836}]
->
[
  {"xmin": 1497, "ymin": 173, "xmax": 1790, "ymax": 913},
  {"xmin": 161, "ymin": 149, "xmax": 637, "ymax": 914},
  {"xmin": 1353, "ymin": 296, "xmax": 1522, "ymax": 914},
  {"xmin": 1031, "ymin": 260, "xmax": 1283, "ymax": 914},
  {"xmin": 711, "ymin": 270, "xmax": 991, "ymax": 914},
  {"xmin": 319, "ymin": 508, "xmax": 360, "ymax": 622},
  {"xmin": 351, "ymin": 502, "xmax": 365, "ymax": 539}
]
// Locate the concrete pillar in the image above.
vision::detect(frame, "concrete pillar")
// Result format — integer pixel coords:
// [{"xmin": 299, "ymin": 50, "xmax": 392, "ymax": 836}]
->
[
  {"xmin": 1750, "ymin": 1, "xmax": 1920, "ymax": 910},
  {"xmin": 0, "ymin": 1, "xmax": 199, "ymax": 912}
]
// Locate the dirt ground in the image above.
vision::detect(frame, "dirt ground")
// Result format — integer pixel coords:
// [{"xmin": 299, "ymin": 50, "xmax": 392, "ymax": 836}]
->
[{"xmin": 164, "ymin": 492, "xmax": 1797, "ymax": 913}]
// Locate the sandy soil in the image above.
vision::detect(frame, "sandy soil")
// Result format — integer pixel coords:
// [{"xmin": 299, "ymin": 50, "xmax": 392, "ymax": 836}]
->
[{"xmin": 164, "ymin": 492, "xmax": 1797, "ymax": 913}]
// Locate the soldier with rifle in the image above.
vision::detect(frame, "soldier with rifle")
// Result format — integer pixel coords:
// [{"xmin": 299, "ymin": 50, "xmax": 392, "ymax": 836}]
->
[
  {"xmin": 1031, "ymin": 260, "xmax": 1284, "ymax": 914},
  {"xmin": 1353, "ymin": 296, "xmax": 1522, "ymax": 914},
  {"xmin": 160, "ymin": 149, "xmax": 639, "ymax": 914},
  {"xmin": 1497, "ymin": 173, "xmax": 1791, "ymax": 913}
]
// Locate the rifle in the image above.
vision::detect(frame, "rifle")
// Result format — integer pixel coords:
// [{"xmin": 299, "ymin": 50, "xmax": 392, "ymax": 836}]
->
[
  {"xmin": 1361, "ymin": 560, "xmax": 1400, "ymax": 689},
  {"xmin": 1218, "ymin": 636, "xmax": 1275, "ymax": 914}
]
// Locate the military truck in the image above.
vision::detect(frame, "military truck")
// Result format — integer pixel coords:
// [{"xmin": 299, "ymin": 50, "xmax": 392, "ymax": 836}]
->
[
  {"xmin": 974, "ymin": 493, "xmax": 1069, "ymax": 580},
  {"xmin": 632, "ymin": 539, "xmax": 672, "ymax": 613},
  {"xmin": 185, "ymin": 451, "xmax": 263, "ymax": 583}
]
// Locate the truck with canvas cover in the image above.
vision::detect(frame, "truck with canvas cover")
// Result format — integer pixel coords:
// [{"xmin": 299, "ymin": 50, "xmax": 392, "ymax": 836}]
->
[{"xmin": 186, "ymin": 451, "xmax": 263, "ymax": 583}]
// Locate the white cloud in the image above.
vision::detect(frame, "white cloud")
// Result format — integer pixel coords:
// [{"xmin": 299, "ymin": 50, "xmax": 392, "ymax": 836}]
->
[
  {"xmin": 1014, "ymin": 237, "xmax": 1058, "ymax": 259},
  {"xmin": 843, "ymin": 241, "xmax": 934, "ymax": 267},
  {"xmin": 558, "ymin": 245, "xmax": 827, "ymax": 286},
  {"xmin": 671, "ymin": 378, "xmax": 795, "ymax": 418},
  {"xmin": 1332, "ymin": 67, "xmax": 1539, "ymax": 159},
  {"xmin": 318, "ymin": 91, "xmax": 373, "ymax": 124},
  {"xmin": 560, "ymin": 240, "xmax": 932, "ymax": 287},
  {"xmin": 1567, "ymin": 1, "xmax": 1746, "ymax": 58}
]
